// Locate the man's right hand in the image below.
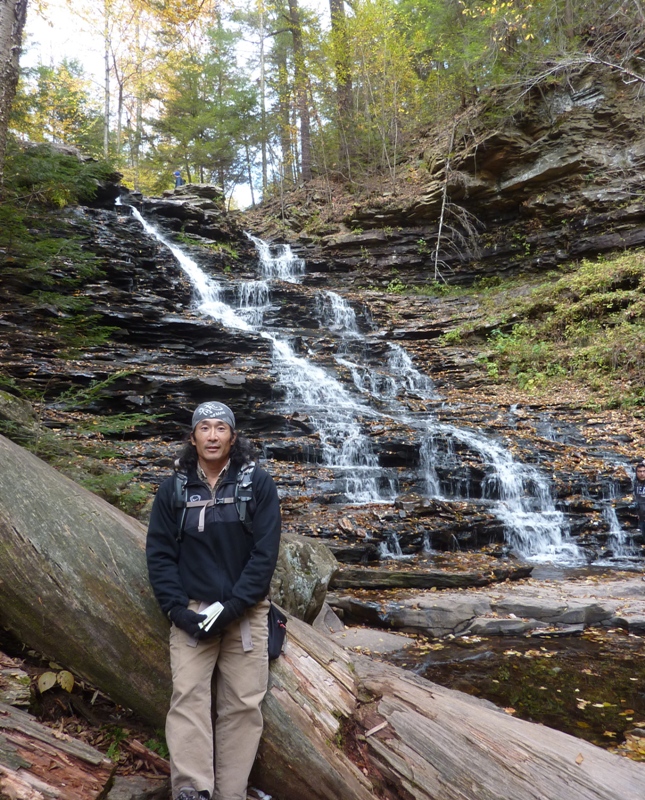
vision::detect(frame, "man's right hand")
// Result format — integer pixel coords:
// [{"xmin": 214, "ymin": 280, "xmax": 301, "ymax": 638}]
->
[{"xmin": 168, "ymin": 606, "xmax": 207, "ymax": 638}]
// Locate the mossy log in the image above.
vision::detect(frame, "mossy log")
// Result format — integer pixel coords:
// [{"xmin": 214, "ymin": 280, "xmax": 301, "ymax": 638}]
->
[{"xmin": 0, "ymin": 435, "xmax": 643, "ymax": 799}]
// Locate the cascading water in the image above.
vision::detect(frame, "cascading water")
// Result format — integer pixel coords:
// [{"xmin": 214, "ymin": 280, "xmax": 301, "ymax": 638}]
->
[
  {"xmin": 127, "ymin": 202, "xmax": 587, "ymax": 563},
  {"xmin": 128, "ymin": 206, "xmax": 387, "ymax": 504},
  {"xmin": 418, "ymin": 423, "xmax": 581, "ymax": 563},
  {"xmin": 315, "ymin": 291, "xmax": 361, "ymax": 338},
  {"xmin": 594, "ymin": 476, "xmax": 640, "ymax": 565},
  {"xmin": 245, "ymin": 233, "xmax": 305, "ymax": 283}
]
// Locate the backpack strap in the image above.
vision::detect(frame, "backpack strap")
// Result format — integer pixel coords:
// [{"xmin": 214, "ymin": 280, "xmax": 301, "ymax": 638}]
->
[
  {"xmin": 173, "ymin": 461, "xmax": 256, "ymax": 540},
  {"xmin": 174, "ymin": 467, "xmax": 188, "ymax": 542},
  {"xmin": 186, "ymin": 497, "xmax": 236, "ymax": 532},
  {"xmin": 236, "ymin": 461, "xmax": 256, "ymax": 534}
]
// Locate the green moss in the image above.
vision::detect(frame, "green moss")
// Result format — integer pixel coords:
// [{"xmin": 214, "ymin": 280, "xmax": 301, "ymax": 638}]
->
[{"xmin": 451, "ymin": 250, "xmax": 645, "ymax": 406}]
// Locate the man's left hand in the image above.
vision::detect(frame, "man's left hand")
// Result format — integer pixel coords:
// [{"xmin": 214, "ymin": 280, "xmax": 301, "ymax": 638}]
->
[{"xmin": 197, "ymin": 600, "xmax": 243, "ymax": 638}]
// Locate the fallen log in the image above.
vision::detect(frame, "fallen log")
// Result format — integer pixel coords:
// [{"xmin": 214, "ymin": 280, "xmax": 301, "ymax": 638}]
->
[
  {"xmin": 0, "ymin": 433, "xmax": 333, "ymax": 726},
  {"xmin": 0, "ymin": 701, "xmax": 115, "ymax": 799},
  {"xmin": 258, "ymin": 619, "xmax": 643, "ymax": 800},
  {"xmin": 330, "ymin": 563, "xmax": 533, "ymax": 590},
  {"xmin": 0, "ymin": 434, "xmax": 643, "ymax": 799}
]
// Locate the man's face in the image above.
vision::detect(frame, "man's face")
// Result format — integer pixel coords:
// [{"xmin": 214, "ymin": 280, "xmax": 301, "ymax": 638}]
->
[
  {"xmin": 191, "ymin": 418, "xmax": 236, "ymax": 467},
  {"xmin": 636, "ymin": 466, "xmax": 645, "ymax": 482}
]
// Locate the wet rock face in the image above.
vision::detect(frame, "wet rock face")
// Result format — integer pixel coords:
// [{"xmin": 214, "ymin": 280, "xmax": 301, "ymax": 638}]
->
[{"xmin": 2, "ymin": 84, "xmax": 644, "ymax": 569}]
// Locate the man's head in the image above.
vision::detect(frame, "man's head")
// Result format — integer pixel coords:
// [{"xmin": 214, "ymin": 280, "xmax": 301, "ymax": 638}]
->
[
  {"xmin": 636, "ymin": 461, "xmax": 645, "ymax": 481},
  {"xmin": 192, "ymin": 401, "xmax": 235, "ymax": 432},
  {"xmin": 190, "ymin": 402, "xmax": 236, "ymax": 470}
]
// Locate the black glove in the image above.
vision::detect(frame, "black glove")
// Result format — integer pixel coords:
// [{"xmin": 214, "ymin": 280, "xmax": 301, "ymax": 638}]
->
[
  {"xmin": 197, "ymin": 599, "xmax": 244, "ymax": 639},
  {"xmin": 168, "ymin": 606, "xmax": 207, "ymax": 638}
]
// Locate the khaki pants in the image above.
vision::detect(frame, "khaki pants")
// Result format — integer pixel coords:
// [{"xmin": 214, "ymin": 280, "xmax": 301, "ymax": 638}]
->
[{"xmin": 167, "ymin": 600, "xmax": 270, "ymax": 800}]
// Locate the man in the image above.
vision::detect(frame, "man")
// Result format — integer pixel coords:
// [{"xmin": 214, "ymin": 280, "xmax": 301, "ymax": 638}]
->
[
  {"xmin": 146, "ymin": 401, "xmax": 281, "ymax": 800},
  {"xmin": 633, "ymin": 459, "xmax": 645, "ymax": 536}
]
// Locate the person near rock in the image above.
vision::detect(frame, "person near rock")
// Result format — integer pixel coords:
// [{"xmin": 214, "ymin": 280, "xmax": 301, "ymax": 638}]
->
[
  {"xmin": 173, "ymin": 169, "xmax": 184, "ymax": 187},
  {"xmin": 633, "ymin": 460, "xmax": 645, "ymax": 536},
  {"xmin": 146, "ymin": 401, "xmax": 281, "ymax": 800}
]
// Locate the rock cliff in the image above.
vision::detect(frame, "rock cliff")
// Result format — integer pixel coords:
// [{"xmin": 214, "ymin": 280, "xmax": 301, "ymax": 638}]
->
[{"xmin": 1, "ymin": 64, "xmax": 644, "ymax": 575}]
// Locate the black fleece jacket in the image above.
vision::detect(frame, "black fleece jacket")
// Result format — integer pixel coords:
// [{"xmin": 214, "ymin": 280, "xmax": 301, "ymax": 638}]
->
[
  {"xmin": 146, "ymin": 463, "xmax": 281, "ymax": 616},
  {"xmin": 634, "ymin": 478, "xmax": 645, "ymax": 519}
]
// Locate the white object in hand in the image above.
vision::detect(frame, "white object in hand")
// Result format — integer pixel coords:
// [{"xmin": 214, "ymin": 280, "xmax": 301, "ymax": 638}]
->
[{"xmin": 198, "ymin": 601, "xmax": 224, "ymax": 631}]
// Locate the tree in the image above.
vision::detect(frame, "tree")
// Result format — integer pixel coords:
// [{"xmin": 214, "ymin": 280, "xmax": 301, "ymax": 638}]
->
[
  {"xmin": 329, "ymin": 0, "xmax": 353, "ymax": 176},
  {"xmin": 349, "ymin": 0, "xmax": 422, "ymax": 185},
  {"xmin": 145, "ymin": 25, "xmax": 258, "ymax": 195},
  {"xmin": 12, "ymin": 60, "xmax": 104, "ymax": 153},
  {"xmin": 287, "ymin": 0, "xmax": 312, "ymax": 182},
  {"xmin": 0, "ymin": 0, "xmax": 29, "ymax": 187}
]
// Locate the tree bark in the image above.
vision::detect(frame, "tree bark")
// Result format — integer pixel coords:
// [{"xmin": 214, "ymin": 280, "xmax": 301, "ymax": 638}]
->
[
  {"xmin": 0, "ymin": 434, "xmax": 642, "ymax": 799},
  {"xmin": 0, "ymin": 702, "xmax": 115, "ymax": 800},
  {"xmin": 329, "ymin": 0, "xmax": 353, "ymax": 176},
  {"xmin": 0, "ymin": 0, "xmax": 28, "ymax": 188},
  {"xmin": 287, "ymin": 0, "xmax": 312, "ymax": 182}
]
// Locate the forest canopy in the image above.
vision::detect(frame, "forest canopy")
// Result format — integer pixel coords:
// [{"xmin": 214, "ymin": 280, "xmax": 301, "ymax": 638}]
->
[{"xmin": 8, "ymin": 0, "xmax": 645, "ymax": 204}]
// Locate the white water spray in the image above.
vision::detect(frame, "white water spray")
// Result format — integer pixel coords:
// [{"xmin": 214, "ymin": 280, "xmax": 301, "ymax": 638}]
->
[{"xmin": 419, "ymin": 422, "xmax": 582, "ymax": 563}]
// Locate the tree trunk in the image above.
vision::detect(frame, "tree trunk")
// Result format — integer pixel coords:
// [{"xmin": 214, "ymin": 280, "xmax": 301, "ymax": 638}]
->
[
  {"xmin": 0, "ymin": 434, "xmax": 642, "ymax": 800},
  {"xmin": 0, "ymin": 434, "xmax": 171, "ymax": 725},
  {"xmin": 329, "ymin": 0, "xmax": 353, "ymax": 177},
  {"xmin": 103, "ymin": 4, "xmax": 110, "ymax": 159},
  {"xmin": 0, "ymin": 0, "xmax": 28, "ymax": 188},
  {"xmin": 258, "ymin": 2, "xmax": 268, "ymax": 194},
  {"xmin": 287, "ymin": 0, "xmax": 312, "ymax": 182}
]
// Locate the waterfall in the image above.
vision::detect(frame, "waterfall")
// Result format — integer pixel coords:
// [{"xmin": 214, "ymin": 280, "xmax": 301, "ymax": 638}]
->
[
  {"xmin": 237, "ymin": 281, "xmax": 271, "ymax": 326},
  {"xmin": 270, "ymin": 339, "xmax": 386, "ymax": 503},
  {"xmin": 128, "ymin": 206, "xmax": 387, "ymax": 504},
  {"xmin": 245, "ymin": 234, "xmax": 305, "ymax": 283},
  {"xmin": 601, "ymin": 505, "xmax": 638, "ymax": 560},
  {"xmin": 127, "ymin": 204, "xmax": 585, "ymax": 563},
  {"xmin": 594, "ymin": 477, "xmax": 639, "ymax": 565},
  {"xmin": 315, "ymin": 291, "xmax": 361, "ymax": 338}
]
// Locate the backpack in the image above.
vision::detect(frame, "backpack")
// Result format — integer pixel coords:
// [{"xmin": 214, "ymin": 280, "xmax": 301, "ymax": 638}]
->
[{"xmin": 174, "ymin": 461, "xmax": 255, "ymax": 542}]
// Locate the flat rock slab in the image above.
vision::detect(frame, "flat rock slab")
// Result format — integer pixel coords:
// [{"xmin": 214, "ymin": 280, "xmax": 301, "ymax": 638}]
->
[
  {"xmin": 330, "ymin": 564, "xmax": 533, "ymax": 590},
  {"xmin": 330, "ymin": 627, "xmax": 416, "ymax": 654},
  {"xmin": 106, "ymin": 775, "xmax": 169, "ymax": 800},
  {"xmin": 330, "ymin": 575, "xmax": 645, "ymax": 637}
]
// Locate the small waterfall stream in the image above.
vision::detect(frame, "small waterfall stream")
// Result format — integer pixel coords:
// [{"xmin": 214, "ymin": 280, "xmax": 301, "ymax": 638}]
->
[{"xmin": 127, "ymin": 204, "xmax": 597, "ymax": 564}]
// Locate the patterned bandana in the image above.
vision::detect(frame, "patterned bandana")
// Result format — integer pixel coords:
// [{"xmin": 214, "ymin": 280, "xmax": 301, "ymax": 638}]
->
[{"xmin": 191, "ymin": 401, "xmax": 236, "ymax": 431}]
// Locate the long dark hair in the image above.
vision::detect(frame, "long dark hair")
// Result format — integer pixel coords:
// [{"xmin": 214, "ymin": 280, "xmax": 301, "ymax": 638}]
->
[{"xmin": 177, "ymin": 431, "xmax": 257, "ymax": 473}]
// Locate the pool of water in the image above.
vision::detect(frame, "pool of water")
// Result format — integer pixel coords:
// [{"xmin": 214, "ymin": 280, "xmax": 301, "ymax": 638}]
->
[{"xmin": 385, "ymin": 627, "xmax": 645, "ymax": 750}]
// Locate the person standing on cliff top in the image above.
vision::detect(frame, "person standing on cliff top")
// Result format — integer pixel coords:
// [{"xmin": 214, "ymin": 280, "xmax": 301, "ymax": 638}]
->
[
  {"xmin": 173, "ymin": 169, "xmax": 184, "ymax": 187},
  {"xmin": 632, "ymin": 460, "xmax": 645, "ymax": 536},
  {"xmin": 146, "ymin": 401, "xmax": 281, "ymax": 800}
]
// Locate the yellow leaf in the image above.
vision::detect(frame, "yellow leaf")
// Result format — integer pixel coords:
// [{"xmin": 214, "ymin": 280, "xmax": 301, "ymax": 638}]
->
[
  {"xmin": 57, "ymin": 670, "xmax": 74, "ymax": 693},
  {"xmin": 38, "ymin": 671, "xmax": 57, "ymax": 693}
]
